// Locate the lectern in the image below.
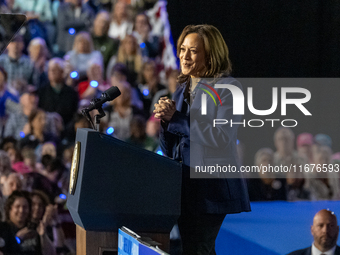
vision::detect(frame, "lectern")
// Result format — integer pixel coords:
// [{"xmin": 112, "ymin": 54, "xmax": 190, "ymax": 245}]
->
[{"xmin": 66, "ymin": 128, "xmax": 182, "ymax": 255}]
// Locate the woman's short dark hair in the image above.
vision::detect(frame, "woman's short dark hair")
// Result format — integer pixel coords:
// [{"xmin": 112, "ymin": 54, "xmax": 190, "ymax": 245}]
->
[
  {"xmin": 5, "ymin": 190, "xmax": 32, "ymax": 223},
  {"xmin": 177, "ymin": 24, "xmax": 232, "ymax": 84}
]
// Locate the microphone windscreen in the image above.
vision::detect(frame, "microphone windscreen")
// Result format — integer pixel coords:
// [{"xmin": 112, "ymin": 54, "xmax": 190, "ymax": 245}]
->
[{"xmin": 104, "ymin": 86, "xmax": 121, "ymax": 100}]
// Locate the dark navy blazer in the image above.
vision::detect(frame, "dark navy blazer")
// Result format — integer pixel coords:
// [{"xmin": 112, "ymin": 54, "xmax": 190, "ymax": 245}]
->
[{"xmin": 159, "ymin": 77, "xmax": 251, "ymax": 214}]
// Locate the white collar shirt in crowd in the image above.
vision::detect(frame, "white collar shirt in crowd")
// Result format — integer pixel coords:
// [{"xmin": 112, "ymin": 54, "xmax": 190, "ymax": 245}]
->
[
  {"xmin": 312, "ymin": 243, "xmax": 336, "ymax": 255},
  {"xmin": 108, "ymin": 20, "xmax": 133, "ymax": 40}
]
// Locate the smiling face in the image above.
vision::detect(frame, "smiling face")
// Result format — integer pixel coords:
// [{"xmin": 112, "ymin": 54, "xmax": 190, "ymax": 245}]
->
[
  {"xmin": 9, "ymin": 197, "xmax": 30, "ymax": 228},
  {"xmin": 179, "ymin": 33, "xmax": 206, "ymax": 78}
]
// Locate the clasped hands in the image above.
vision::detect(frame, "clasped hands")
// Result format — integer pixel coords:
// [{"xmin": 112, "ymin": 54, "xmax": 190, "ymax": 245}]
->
[{"xmin": 153, "ymin": 97, "xmax": 176, "ymax": 122}]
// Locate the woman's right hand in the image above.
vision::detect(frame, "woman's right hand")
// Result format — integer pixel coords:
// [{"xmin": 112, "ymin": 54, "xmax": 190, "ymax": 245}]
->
[
  {"xmin": 16, "ymin": 227, "xmax": 36, "ymax": 241},
  {"xmin": 154, "ymin": 97, "xmax": 176, "ymax": 122}
]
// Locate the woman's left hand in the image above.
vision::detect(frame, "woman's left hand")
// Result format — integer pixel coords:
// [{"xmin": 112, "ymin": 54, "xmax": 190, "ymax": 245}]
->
[{"xmin": 154, "ymin": 97, "xmax": 176, "ymax": 122}]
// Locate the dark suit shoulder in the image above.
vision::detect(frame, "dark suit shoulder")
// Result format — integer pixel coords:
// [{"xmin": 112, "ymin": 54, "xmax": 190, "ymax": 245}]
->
[
  {"xmin": 335, "ymin": 245, "xmax": 340, "ymax": 255},
  {"xmin": 287, "ymin": 246, "xmax": 311, "ymax": 255}
]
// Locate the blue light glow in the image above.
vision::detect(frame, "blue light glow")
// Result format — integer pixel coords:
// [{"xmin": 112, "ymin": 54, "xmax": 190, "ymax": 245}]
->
[
  {"xmin": 16, "ymin": 236, "xmax": 21, "ymax": 244},
  {"xmin": 106, "ymin": 127, "xmax": 114, "ymax": 135},
  {"xmin": 20, "ymin": 131, "xmax": 25, "ymax": 138},
  {"xmin": 140, "ymin": 42, "xmax": 146, "ymax": 48},
  {"xmin": 70, "ymin": 71, "xmax": 78, "ymax": 79},
  {"xmin": 157, "ymin": 150, "xmax": 163, "ymax": 156},
  {"xmin": 68, "ymin": 28, "xmax": 76, "ymax": 35},
  {"xmin": 90, "ymin": 80, "xmax": 99, "ymax": 88},
  {"xmin": 237, "ymin": 139, "xmax": 240, "ymax": 145},
  {"xmin": 59, "ymin": 194, "xmax": 67, "ymax": 200},
  {"xmin": 143, "ymin": 89, "xmax": 149, "ymax": 96}
]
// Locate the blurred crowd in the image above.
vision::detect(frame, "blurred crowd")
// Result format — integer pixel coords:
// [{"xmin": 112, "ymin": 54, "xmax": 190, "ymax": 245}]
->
[
  {"xmin": 0, "ymin": 0, "xmax": 178, "ymax": 254},
  {"xmin": 247, "ymin": 128, "xmax": 340, "ymax": 202}
]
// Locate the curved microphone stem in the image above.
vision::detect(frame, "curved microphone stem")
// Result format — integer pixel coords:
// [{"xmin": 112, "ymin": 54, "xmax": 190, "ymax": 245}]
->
[
  {"xmin": 94, "ymin": 107, "xmax": 106, "ymax": 132},
  {"xmin": 81, "ymin": 108, "xmax": 95, "ymax": 130}
]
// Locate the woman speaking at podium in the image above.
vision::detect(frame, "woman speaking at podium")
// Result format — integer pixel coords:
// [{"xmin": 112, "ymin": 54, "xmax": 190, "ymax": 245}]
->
[{"xmin": 154, "ymin": 24, "xmax": 251, "ymax": 254}]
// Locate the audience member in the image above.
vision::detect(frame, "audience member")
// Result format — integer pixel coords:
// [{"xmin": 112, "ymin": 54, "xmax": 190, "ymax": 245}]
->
[
  {"xmin": 287, "ymin": 209, "xmax": 340, "ymax": 255},
  {"xmin": 107, "ymin": 34, "xmax": 143, "ymax": 85},
  {"xmin": 44, "ymin": 112, "xmax": 64, "ymax": 140},
  {"xmin": 273, "ymin": 127, "xmax": 307, "ymax": 201},
  {"xmin": 4, "ymin": 190, "xmax": 56, "ymax": 255},
  {"xmin": 0, "ymin": 35, "xmax": 36, "ymax": 92},
  {"xmin": 56, "ymin": 0, "xmax": 95, "ymax": 55},
  {"xmin": 19, "ymin": 109, "xmax": 59, "ymax": 156},
  {"xmin": 66, "ymin": 31, "xmax": 103, "ymax": 81},
  {"xmin": 0, "ymin": 66, "xmax": 18, "ymax": 135},
  {"xmin": 104, "ymin": 81, "xmax": 143, "ymax": 140},
  {"xmin": 108, "ymin": 1, "xmax": 133, "ymax": 40},
  {"xmin": 0, "ymin": 0, "xmax": 18, "ymax": 13},
  {"xmin": 4, "ymin": 146, "xmax": 22, "ymax": 165},
  {"xmin": 62, "ymin": 113, "xmax": 91, "ymax": 148},
  {"xmin": 109, "ymin": 63, "xmax": 143, "ymax": 109},
  {"xmin": 28, "ymin": 37, "xmax": 50, "ymax": 89},
  {"xmin": 0, "ymin": 172, "xmax": 23, "ymax": 198},
  {"xmin": 77, "ymin": 61, "xmax": 104, "ymax": 100},
  {"xmin": 138, "ymin": 60, "xmax": 165, "ymax": 117},
  {"xmin": 13, "ymin": 0, "xmax": 54, "ymax": 47},
  {"xmin": 38, "ymin": 58, "xmax": 79, "ymax": 126},
  {"xmin": 304, "ymin": 146, "xmax": 336, "ymax": 200},
  {"xmin": 0, "ymin": 150, "xmax": 13, "ymax": 179},
  {"xmin": 92, "ymin": 11, "xmax": 120, "ymax": 71},
  {"xmin": 247, "ymin": 148, "xmax": 287, "ymax": 201},
  {"xmin": 149, "ymin": 68, "xmax": 178, "ymax": 115},
  {"xmin": 20, "ymin": 147, "xmax": 40, "ymax": 174},
  {"xmin": 30, "ymin": 190, "xmax": 67, "ymax": 253},
  {"xmin": 132, "ymin": 13, "xmax": 161, "ymax": 58},
  {"xmin": 126, "ymin": 115, "xmax": 157, "ymax": 151},
  {"xmin": 5, "ymin": 146, "xmax": 31, "ymax": 175},
  {"xmin": 41, "ymin": 142, "xmax": 57, "ymax": 159},
  {"xmin": 296, "ymin": 132, "xmax": 314, "ymax": 164},
  {"xmin": 40, "ymin": 156, "xmax": 64, "ymax": 202},
  {"xmin": 0, "ymin": 136, "xmax": 17, "ymax": 151},
  {"xmin": 4, "ymin": 91, "xmax": 38, "ymax": 140},
  {"xmin": 315, "ymin": 133, "xmax": 332, "ymax": 148}
]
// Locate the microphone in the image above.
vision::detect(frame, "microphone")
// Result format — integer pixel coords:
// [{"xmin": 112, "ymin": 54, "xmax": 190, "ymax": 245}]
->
[{"xmin": 85, "ymin": 86, "xmax": 121, "ymax": 112}]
